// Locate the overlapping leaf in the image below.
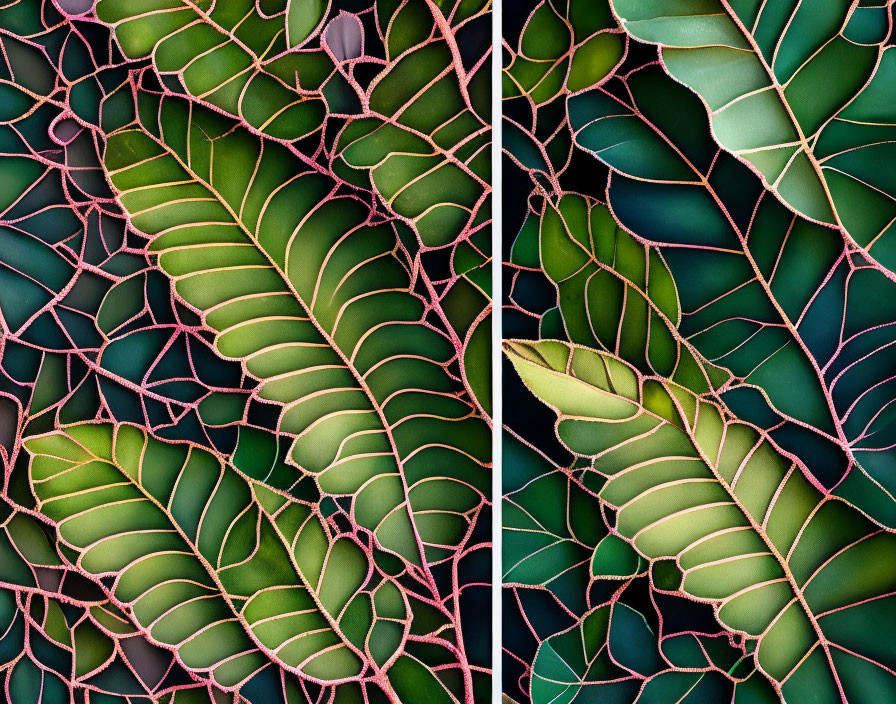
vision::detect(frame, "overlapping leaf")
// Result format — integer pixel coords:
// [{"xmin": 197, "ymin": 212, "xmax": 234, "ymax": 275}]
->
[
  {"xmin": 610, "ymin": 0, "xmax": 896, "ymax": 275},
  {"xmin": 0, "ymin": 13, "xmax": 255, "ymax": 454},
  {"xmin": 95, "ymin": 0, "xmax": 327, "ymax": 141},
  {"xmin": 502, "ymin": 429, "xmax": 604, "ymax": 614},
  {"xmin": 569, "ymin": 64, "xmax": 896, "ymax": 527},
  {"xmin": 503, "ymin": 0, "xmax": 625, "ymax": 105},
  {"xmin": 504, "ymin": 2, "xmax": 896, "ymax": 703},
  {"xmin": 520, "ymin": 193, "xmax": 730, "ymax": 394},
  {"xmin": 0, "ymin": 489, "xmax": 195, "ymax": 702},
  {"xmin": 1, "ymin": 0, "xmax": 492, "ymax": 700},
  {"xmin": 98, "ymin": 85, "xmax": 491, "ymax": 703},
  {"xmin": 507, "ymin": 339, "xmax": 896, "ymax": 702},
  {"xmin": 334, "ymin": 0, "xmax": 491, "ymax": 249},
  {"xmin": 26, "ymin": 423, "xmax": 409, "ymax": 689},
  {"xmin": 501, "ymin": 0, "xmax": 626, "ymax": 198},
  {"xmin": 101, "ymin": 89, "xmax": 489, "ymax": 579}
]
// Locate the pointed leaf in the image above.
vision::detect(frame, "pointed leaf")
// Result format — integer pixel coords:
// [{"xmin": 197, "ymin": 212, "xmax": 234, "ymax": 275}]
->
[
  {"xmin": 102, "ymin": 93, "xmax": 489, "ymax": 570},
  {"xmin": 26, "ymin": 423, "xmax": 407, "ymax": 688},
  {"xmin": 507, "ymin": 339, "xmax": 896, "ymax": 700}
]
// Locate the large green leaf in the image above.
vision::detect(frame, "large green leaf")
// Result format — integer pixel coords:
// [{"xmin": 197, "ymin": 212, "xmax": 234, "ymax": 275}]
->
[
  {"xmin": 3, "ymin": 2, "xmax": 490, "ymax": 702},
  {"xmin": 25, "ymin": 423, "xmax": 408, "ymax": 688},
  {"xmin": 95, "ymin": 0, "xmax": 327, "ymax": 140},
  {"xmin": 610, "ymin": 0, "xmax": 896, "ymax": 275},
  {"xmin": 101, "ymin": 92, "xmax": 489, "ymax": 570},
  {"xmin": 569, "ymin": 64, "xmax": 896, "ymax": 526},
  {"xmin": 506, "ymin": 339, "xmax": 896, "ymax": 702}
]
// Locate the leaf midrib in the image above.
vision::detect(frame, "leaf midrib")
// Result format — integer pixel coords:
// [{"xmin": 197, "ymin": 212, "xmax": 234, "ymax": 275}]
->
[
  {"xmin": 246, "ymin": 481, "xmax": 369, "ymax": 671},
  {"xmin": 668, "ymin": 391, "xmax": 842, "ymax": 689},
  {"xmin": 129, "ymin": 120, "xmax": 433, "ymax": 574},
  {"xmin": 48, "ymin": 436, "xmax": 360, "ymax": 677},
  {"xmin": 708, "ymin": 1, "xmax": 842, "ymax": 226},
  {"xmin": 586, "ymin": 363, "xmax": 838, "ymax": 689},
  {"xmin": 510, "ymin": 342, "xmax": 837, "ymax": 687},
  {"xmin": 598, "ymin": 80, "xmax": 852, "ymax": 457}
]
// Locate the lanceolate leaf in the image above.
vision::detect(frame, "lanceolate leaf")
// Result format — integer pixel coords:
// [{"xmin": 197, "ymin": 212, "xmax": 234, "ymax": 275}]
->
[
  {"xmin": 504, "ymin": 3, "xmax": 896, "ymax": 702},
  {"xmin": 102, "ymin": 91, "xmax": 490, "ymax": 574},
  {"xmin": 610, "ymin": 0, "xmax": 896, "ymax": 275},
  {"xmin": 507, "ymin": 339, "xmax": 896, "ymax": 702},
  {"xmin": 570, "ymin": 64, "xmax": 896, "ymax": 527},
  {"xmin": 25, "ymin": 423, "xmax": 408, "ymax": 689}
]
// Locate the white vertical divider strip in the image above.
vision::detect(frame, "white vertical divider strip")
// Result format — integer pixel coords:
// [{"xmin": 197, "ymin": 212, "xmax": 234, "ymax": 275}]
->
[{"xmin": 490, "ymin": 0, "xmax": 503, "ymax": 699}]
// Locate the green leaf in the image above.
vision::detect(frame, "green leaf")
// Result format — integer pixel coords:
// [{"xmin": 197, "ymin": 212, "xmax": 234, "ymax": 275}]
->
[
  {"xmin": 535, "ymin": 193, "xmax": 729, "ymax": 394},
  {"xmin": 506, "ymin": 339, "xmax": 896, "ymax": 701},
  {"xmin": 610, "ymin": 0, "xmax": 896, "ymax": 275},
  {"xmin": 590, "ymin": 534, "xmax": 643, "ymax": 580},
  {"xmin": 530, "ymin": 602, "xmax": 662, "ymax": 704},
  {"xmin": 375, "ymin": 0, "xmax": 433, "ymax": 61},
  {"xmin": 503, "ymin": 0, "xmax": 624, "ymax": 104},
  {"xmin": 286, "ymin": 0, "xmax": 329, "ymax": 47},
  {"xmin": 335, "ymin": 39, "xmax": 490, "ymax": 247},
  {"xmin": 95, "ymin": 0, "xmax": 326, "ymax": 140},
  {"xmin": 387, "ymin": 654, "xmax": 457, "ymax": 704},
  {"xmin": 569, "ymin": 64, "xmax": 896, "ymax": 527},
  {"xmin": 26, "ymin": 423, "xmax": 408, "ymax": 688},
  {"xmin": 463, "ymin": 309, "xmax": 492, "ymax": 417},
  {"xmin": 0, "ymin": 508, "xmax": 64, "ymax": 590},
  {"xmin": 102, "ymin": 93, "xmax": 489, "ymax": 569}
]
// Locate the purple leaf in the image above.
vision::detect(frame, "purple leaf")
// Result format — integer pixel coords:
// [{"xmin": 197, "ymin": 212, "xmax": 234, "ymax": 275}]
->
[
  {"xmin": 54, "ymin": 0, "xmax": 94, "ymax": 16},
  {"xmin": 324, "ymin": 12, "xmax": 363, "ymax": 62}
]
